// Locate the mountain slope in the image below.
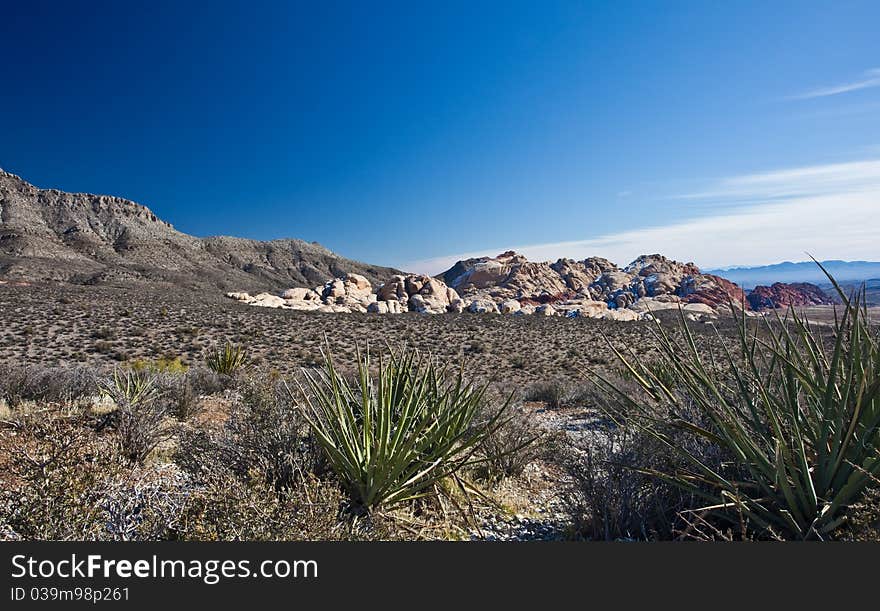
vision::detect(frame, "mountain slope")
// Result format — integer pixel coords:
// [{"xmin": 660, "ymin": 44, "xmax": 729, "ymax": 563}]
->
[{"xmin": 0, "ymin": 169, "xmax": 401, "ymax": 291}]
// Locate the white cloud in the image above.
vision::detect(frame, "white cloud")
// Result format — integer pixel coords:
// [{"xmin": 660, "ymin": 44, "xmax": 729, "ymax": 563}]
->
[
  {"xmin": 405, "ymin": 159, "xmax": 880, "ymax": 275},
  {"xmin": 791, "ymin": 68, "xmax": 880, "ymax": 100}
]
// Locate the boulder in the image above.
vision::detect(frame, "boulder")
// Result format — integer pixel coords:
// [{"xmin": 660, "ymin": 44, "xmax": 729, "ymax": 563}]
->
[
  {"xmin": 282, "ymin": 287, "xmax": 319, "ymax": 301},
  {"xmin": 500, "ymin": 299, "xmax": 522, "ymax": 314},
  {"xmin": 535, "ymin": 304, "xmax": 557, "ymax": 316},
  {"xmin": 603, "ymin": 308, "xmax": 641, "ymax": 322},
  {"xmin": 516, "ymin": 304, "xmax": 537, "ymax": 316},
  {"xmin": 251, "ymin": 293, "xmax": 286, "ymax": 308},
  {"xmin": 226, "ymin": 291, "xmax": 254, "ymax": 303},
  {"xmin": 375, "ymin": 273, "xmax": 460, "ymax": 314},
  {"xmin": 320, "ymin": 273, "xmax": 373, "ymax": 306},
  {"xmin": 468, "ymin": 298, "xmax": 499, "ymax": 314},
  {"xmin": 682, "ymin": 303, "xmax": 717, "ymax": 316}
]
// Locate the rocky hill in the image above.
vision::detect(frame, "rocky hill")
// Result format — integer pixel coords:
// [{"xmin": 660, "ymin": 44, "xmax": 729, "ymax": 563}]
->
[
  {"xmin": 0, "ymin": 169, "xmax": 400, "ymax": 291},
  {"xmin": 230, "ymin": 251, "xmax": 759, "ymax": 321},
  {"xmin": 439, "ymin": 250, "xmax": 750, "ymax": 315},
  {"xmin": 747, "ymin": 282, "xmax": 835, "ymax": 310}
]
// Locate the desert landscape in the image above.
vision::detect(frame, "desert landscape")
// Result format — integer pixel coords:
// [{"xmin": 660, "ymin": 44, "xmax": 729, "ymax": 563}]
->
[
  {"xmin": 3, "ymin": 2, "xmax": 880, "ymax": 551},
  {"xmin": 2, "ymin": 170, "xmax": 878, "ymax": 542}
]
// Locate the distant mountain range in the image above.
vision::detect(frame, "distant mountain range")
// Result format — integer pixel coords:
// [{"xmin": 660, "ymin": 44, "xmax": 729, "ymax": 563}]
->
[
  {"xmin": 0, "ymin": 169, "xmax": 401, "ymax": 291},
  {"xmin": 707, "ymin": 260, "xmax": 880, "ymax": 289},
  {"xmin": 2, "ymin": 168, "xmax": 875, "ymax": 312}
]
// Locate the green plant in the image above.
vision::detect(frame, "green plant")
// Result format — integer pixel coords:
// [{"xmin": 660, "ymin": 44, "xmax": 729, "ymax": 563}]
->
[
  {"xmin": 295, "ymin": 345, "xmax": 508, "ymax": 510},
  {"xmin": 592, "ymin": 266, "xmax": 880, "ymax": 540},
  {"xmin": 100, "ymin": 368, "xmax": 160, "ymax": 406},
  {"xmin": 130, "ymin": 356, "xmax": 188, "ymax": 374},
  {"xmin": 205, "ymin": 342, "xmax": 249, "ymax": 376}
]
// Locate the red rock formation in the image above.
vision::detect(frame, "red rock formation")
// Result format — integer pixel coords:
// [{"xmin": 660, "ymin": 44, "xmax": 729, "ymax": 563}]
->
[
  {"xmin": 684, "ymin": 274, "xmax": 751, "ymax": 310},
  {"xmin": 747, "ymin": 282, "xmax": 834, "ymax": 310}
]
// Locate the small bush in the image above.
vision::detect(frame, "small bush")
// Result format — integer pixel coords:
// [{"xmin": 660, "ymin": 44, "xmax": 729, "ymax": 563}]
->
[
  {"xmin": 114, "ymin": 399, "xmax": 173, "ymax": 464},
  {"xmin": 562, "ymin": 415, "xmax": 722, "ymax": 540},
  {"xmin": 0, "ymin": 412, "xmax": 185, "ymax": 540},
  {"xmin": 176, "ymin": 371, "xmax": 324, "ymax": 492},
  {"xmin": 475, "ymin": 403, "xmax": 543, "ymax": 481},
  {"xmin": 0, "ymin": 364, "xmax": 98, "ymax": 407},
  {"xmin": 129, "ymin": 356, "xmax": 188, "ymax": 374},
  {"xmin": 524, "ymin": 380, "xmax": 569, "ymax": 409},
  {"xmin": 178, "ymin": 470, "xmax": 349, "ymax": 541},
  {"xmin": 100, "ymin": 369, "xmax": 172, "ymax": 463},
  {"xmin": 185, "ymin": 366, "xmax": 226, "ymax": 396}
]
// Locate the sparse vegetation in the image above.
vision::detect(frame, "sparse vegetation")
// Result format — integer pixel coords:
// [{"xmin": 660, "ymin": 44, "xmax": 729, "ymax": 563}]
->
[
  {"xmin": 1, "ymin": 273, "xmax": 878, "ymax": 541},
  {"xmin": 591, "ymin": 270, "xmax": 880, "ymax": 540}
]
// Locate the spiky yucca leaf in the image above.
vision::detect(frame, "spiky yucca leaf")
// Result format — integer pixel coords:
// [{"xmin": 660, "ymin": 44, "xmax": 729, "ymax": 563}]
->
[
  {"xmin": 205, "ymin": 342, "xmax": 249, "ymax": 376},
  {"xmin": 295, "ymin": 345, "xmax": 508, "ymax": 510},
  {"xmin": 592, "ymin": 265, "xmax": 880, "ymax": 539},
  {"xmin": 100, "ymin": 368, "xmax": 160, "ymax": 406}
]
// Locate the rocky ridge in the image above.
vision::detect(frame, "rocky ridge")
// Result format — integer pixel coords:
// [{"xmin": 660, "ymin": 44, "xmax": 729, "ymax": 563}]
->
[
  {"xmin": 228, "ymin": 251, "xmax": 760, "ymax": 321},
  {"xmin": 0, "ymin": 169, "xmax": 401, "ymax": 291},
  {"xmin": 747, "ymin": 282, "xmax": 834, "ymax": 310}
]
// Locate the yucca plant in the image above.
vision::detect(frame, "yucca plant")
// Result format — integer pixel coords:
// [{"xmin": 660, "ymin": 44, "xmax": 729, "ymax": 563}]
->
[
  {"xmin": 205, "ymin": 342, "xmax": 249, "ymax": 376},
  {"xmin": 591, "ymin": 265, "xmax": 880, "ymax": 540},
  {"xmin": 100, "ymin": 368, "xmax": 160, "ymax": 406},
  {"xmin": 295, "ymin": 345, "xmax": 509, "ymax": 510}
]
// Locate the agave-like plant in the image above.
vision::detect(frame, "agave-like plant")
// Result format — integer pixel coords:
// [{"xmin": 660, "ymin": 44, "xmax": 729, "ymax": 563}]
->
[
  {"xmin": 205, "ymin": 341, "xmax": 249, "ymax": 376},
  {"xmin": 100, "ymin": 367, "xmax": 161, "ymax": 406},
  {"xmin": 592, "ymin": 265, "xmax": 880, "ymax": 539},
  {"xmin": 295, "ymin": 345, "xmax": 508, "ymax": 510}
]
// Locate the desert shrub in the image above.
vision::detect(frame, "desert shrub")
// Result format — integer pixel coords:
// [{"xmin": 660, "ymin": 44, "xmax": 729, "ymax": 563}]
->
[
  {"xmin": 0, "ymin": 412, "xmax": 185, "ymax": 540},
  {"xmin": 185, "ymin": 365, "xmax": 226, "ymax": 396},
  {"xmin": 100, "ymin": 369, "xmax": 172, "ymax": 463},
  {"xmin": 114, "ymin": 399, "xmax": 173, "ymax": 463},
  {"xmin": 0, "ymin": 364, "xmax": 98, "ymax": 407},
  {"xmin": 168, "ymin": 373, "xmax": 200, "ymax": 421},
  {"xmin": 592, "ymin": 270, "xmax": 880, "ymax": 540},
  {"xmin": 205, "ymin": 341, "xmax": 249, "ymax": 376},
  {"xmin": 129, "ymin": 356, "xmax": 188, "ymax": 374},
  {"xmin": 296, "ymin": 346, "xmax": 508, "ymax": 510},
  {"xmin": 524, "ymin": 380, "xmax": 569, "ymax": 409},
  {"xmin": 562, "ymin": 413, "xmax": 724, "ymax": 541},
  {"xmin": 475, "ymin": 403, "xmax": 544, "ymax": 481},
  {"xmin": 178, "ymin": 469, "xmax": 354, "ymax": 541},
  {"xmin": 176, "ymin": 372, "xmax": 323, "ymax": 493},
  {"xmin": 145, "ymin": 370, "xmax": 209, "ymax": 422}
]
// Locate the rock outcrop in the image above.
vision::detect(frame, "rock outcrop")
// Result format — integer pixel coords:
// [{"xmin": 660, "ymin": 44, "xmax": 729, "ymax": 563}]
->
[
  {"xmin": 228, "ymin": 251, "xmax": 760, "ymax": 322},
  {"xmin": 438, "ymin": 251, "xmax": 754, "ymax": 321},
  {"xmin": 377, "ymin": 274, "xmax": 461, "ymax": 314},
  {"xmin": 747, "ymin": 282, "xmax": 834, "ymax": 310},
  {"xmin": 229, "ymin": 272, "xmax": 463, "ymax": 315}
]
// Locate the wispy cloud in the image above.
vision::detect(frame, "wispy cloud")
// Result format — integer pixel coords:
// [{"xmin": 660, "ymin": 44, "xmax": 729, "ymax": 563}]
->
[
  {"xmin": 404, "ymin": 159, "xmax": 880, "ymax": 275},
  {"xmin": 791, "ymin": 68, "xmax": 880, "ymax": 100}
]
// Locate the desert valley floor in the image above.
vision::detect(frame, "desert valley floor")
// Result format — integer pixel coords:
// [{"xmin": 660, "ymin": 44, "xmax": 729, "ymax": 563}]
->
[{"xmin": 2, "ymin": 281, "xmax": 878, "ymax": 541}]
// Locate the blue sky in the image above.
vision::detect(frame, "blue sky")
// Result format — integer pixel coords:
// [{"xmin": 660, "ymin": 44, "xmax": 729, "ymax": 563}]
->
[{"xmin": 2, "ymin": 1, "xmax": 878, "ymax": 273}]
